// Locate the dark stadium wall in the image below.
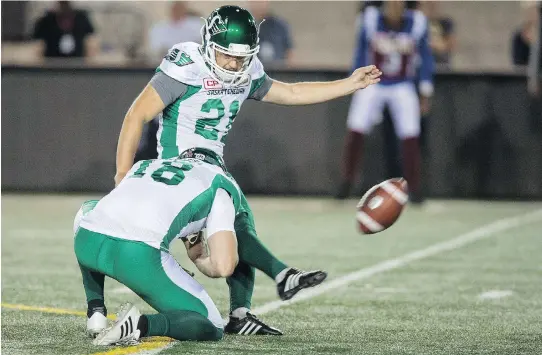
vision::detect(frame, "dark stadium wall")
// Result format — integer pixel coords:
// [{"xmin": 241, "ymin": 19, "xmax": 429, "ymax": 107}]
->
[{"xmin": 2, "ymin": 66, "xmax": 541, "ymax": 198}]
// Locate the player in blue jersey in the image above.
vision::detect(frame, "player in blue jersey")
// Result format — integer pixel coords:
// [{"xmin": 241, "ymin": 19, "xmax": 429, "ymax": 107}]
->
[{"xmin": 337, "ymin": 1, "xmax": 434, "ymax": 203}]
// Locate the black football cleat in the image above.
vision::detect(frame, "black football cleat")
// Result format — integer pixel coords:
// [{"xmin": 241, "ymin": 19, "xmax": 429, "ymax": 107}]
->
[
  {"xmin": 224, "ymin": 312, "xmax": 283, "ymax": 335},
  {"xmin": 277, "ymin": 267, "xmax": 328, "ymax": 301}
]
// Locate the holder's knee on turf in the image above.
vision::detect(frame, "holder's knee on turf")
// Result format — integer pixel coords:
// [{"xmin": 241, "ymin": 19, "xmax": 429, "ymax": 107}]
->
[{"xmin": 148, "ymin": 310, "xmax": 223, "ymax": 341}]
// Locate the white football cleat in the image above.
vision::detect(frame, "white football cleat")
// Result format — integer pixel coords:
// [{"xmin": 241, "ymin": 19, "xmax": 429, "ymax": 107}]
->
[
  {"xmin": 93, "ymin": 303, "xmax": 141, "ymax": 346},
  {"xmin": 87, "ymin": 312, "xmax": 108, "ymax": 338}
]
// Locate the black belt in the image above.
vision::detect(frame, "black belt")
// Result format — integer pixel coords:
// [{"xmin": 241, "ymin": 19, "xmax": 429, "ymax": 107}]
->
[{"xmin": 179, "ymin": 148, "xmax": 227, "ymax": 171}]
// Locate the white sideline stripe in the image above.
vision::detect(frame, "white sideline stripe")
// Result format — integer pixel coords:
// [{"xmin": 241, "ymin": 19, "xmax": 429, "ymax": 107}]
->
[
  {"xmin": 138, "ymin": 208, "xmax": 542, "ymax": 354},
  {"xmin": 478, "ymin": 290, "xmax": 513, "ymax": 300}
]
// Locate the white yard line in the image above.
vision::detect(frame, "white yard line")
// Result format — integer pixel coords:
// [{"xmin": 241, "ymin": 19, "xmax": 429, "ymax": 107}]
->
[
  {"xmin": 478, "ymin": 290, "xmax": 514, "ymax": 300},
  {"xmin": 134, "ymin": 208, "xmax": 542, "ymax": 354}
]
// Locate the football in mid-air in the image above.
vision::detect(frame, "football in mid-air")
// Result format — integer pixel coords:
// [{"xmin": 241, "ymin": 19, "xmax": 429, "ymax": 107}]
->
[{"xmin": 356, "ymin": 178, "xmax": 408, "ymax": 234}]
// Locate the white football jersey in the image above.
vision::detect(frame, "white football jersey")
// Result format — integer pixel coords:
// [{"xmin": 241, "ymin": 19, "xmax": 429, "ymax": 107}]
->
[
  {"xmin": 79, "ymin": 158, "xmax": 241, "ymax": 251},
  {"xmin": 156, "ymin": 42, "xmax": 269, "ymax": 159}
]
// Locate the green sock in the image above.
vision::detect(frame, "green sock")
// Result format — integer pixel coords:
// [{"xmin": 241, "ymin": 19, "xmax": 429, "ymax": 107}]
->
[
  {"xmin": 227, "ymin": 261, "xmax": 255, "ymax": 313},
  {"xmin": 79, "ymin": 263, "xmax": 105, "ymax": 303},
  {"xmin": 234, "ymin": 211, "xmax": 288, "ymax": 280},
  {"xmin": 145, "ymin": 311, "xmax": 223, "ymax": 341}
]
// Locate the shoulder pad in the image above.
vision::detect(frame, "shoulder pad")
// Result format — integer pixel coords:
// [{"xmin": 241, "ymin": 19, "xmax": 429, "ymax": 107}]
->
[
  {"xmin": 158, "ymin": 42, "xmax": 205, "ymax": 85},
  {"xmin": 363, "ymin": 6, "xmax": 380, "ymax": 36},
  {"xmin": 411, "ymin": 10, "xmax": 428, "ymax": 39},
  {"xmin": 248, "ymin": 56, "xmax": 266, "ymax": 80}
]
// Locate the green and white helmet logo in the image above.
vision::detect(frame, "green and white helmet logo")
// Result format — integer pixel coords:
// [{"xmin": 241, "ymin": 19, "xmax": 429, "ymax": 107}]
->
[
  {"xmin": 200, "ymin": 5, "xmax": 260, "ymax": 87},
  {"xmin": 207, "ymin": 13, "xmax": 227, "ymax": 36}
]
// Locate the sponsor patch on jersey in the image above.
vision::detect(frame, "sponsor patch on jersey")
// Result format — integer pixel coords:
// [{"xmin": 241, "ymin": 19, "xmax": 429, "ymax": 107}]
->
[
  {"xmin": 204, "ymin": 75, "xmax": 250, "ymax": 95},
  {"xmin": 204, "ymin": 78, "xmax": 223, "ymax": 90},
  {"xmin": 206, "ymin": 88, "xmax": 246, "ymax": 96}
]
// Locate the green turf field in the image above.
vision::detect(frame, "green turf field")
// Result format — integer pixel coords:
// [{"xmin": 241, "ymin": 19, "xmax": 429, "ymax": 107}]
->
[{"xmin": 2, "ymin": 194, "xmax": 542, "ymax": 355}]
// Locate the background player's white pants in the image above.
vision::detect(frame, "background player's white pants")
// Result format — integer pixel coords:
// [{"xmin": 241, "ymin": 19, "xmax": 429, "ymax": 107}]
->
[{"xmin": 347, "ymin": 82, "xmax": 420, "ymax": 139}]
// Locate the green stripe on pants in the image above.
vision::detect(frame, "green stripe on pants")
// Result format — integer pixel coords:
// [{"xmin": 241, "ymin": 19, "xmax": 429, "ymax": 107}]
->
[{"xmin": 74, "ymin": 228, "xmax": 221, "ymax": 327}]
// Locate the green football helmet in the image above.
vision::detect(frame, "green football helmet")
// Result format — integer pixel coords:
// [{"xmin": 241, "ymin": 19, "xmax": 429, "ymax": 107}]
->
[{"xmin": 200, "ymin": 5, "xmax": 260, "ymax": 86}]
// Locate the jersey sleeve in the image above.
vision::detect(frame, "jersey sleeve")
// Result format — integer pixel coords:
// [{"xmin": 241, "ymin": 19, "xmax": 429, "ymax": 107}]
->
[
  {"xmin": 206, "ymin": 188, "xmax": 236, "ymax": 238},
  {"xmin": 157, "ymin": 43, "xmax": 201, "ymax": 86},
  {"xmin": 352, "ymin": 26, "xmax": 369, "ymax": 73},
  {"xmin": 414, "ymin": 12, "xmax": 435, "ymax": 96},
  {"xmin": 248, "ymin": 57, "xmax": 273, "ymax": 100},
  {"xmin": 352, "ymin": 7, "xmax": 378, "ymax": 73},
  {"xmin": 149, "ymin": 71, "xmax": 188, "ymax": 107}
]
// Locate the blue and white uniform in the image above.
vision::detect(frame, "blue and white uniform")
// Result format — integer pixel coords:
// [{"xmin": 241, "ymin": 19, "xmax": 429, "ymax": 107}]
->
[{"xmin": 347, "ymin": 6, "xmax": 434, "ymax": 138}]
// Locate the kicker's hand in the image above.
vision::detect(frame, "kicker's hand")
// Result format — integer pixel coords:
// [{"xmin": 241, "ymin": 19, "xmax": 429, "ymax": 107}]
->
[{"xmin": 350, "ymin": 65, "xmax": 382, "ymax": 91}]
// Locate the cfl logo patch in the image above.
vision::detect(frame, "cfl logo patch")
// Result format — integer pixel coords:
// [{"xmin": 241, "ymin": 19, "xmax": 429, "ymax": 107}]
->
[{"xmin": 204, "ymin": 78, "xmax": 222, "ymax": 90}]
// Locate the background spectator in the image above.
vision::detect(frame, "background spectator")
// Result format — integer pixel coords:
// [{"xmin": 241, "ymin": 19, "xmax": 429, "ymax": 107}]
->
[
  {"xmin": 248, "ymin": 0, "xmax": 293, "ymax": 66},
  {"xmin": 513, "ymin": 1, "xmax": 541, "ymax": 66},
  {"xmin": 32, "ymin": 1, "xmax": 97, "ymax": 58},
  {"xmin": 418, "ymin": 1, "xmax": 457, "ymax": 65},
  {"xmin": 141, "ymin": 3, "xmax": 202, "ymax": 163},
  {"xmin": 527, "ymin": 2, "xmax": 541, "ymax": 131},
  {"xmin": 148, "ymin": 1, "xmax": 201, "ymax": 63}
]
